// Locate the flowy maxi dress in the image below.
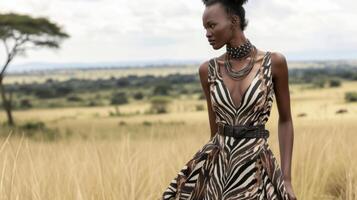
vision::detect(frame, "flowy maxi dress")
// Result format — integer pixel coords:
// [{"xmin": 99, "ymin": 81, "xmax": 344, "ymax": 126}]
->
[{"xmin": 161, "ymin": 52, "xmax": 291, "ymax": 200}]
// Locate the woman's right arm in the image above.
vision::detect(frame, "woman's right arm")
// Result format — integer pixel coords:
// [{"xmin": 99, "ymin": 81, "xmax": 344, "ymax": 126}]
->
[{"xmin": 198, "ymin": 61, "xmax": 217, "ymax": 140}]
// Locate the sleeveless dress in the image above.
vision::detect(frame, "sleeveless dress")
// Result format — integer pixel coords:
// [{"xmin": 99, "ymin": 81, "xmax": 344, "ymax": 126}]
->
[{"xmin": 161, "ymin": 52, "xmax": 291, "ymax": 200}]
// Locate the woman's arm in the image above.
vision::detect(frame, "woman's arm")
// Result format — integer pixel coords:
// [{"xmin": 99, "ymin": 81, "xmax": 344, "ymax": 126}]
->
[
  {"xmin": 271, "ymin": 52, "xmax": 294, "ymax": 182},
  {"xmin": 198, "ymin": 61, "xmax": 218, "ymax": 140}
]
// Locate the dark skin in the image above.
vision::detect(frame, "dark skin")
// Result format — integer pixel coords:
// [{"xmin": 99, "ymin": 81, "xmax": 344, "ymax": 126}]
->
[{"xmin": 198, "ymin": 2, "xmax": 297, "ymax": 200}]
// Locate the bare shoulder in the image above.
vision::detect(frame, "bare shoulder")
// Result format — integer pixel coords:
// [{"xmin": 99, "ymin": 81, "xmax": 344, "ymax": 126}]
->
[
  {"xmin": 198, "ymin": 60, "xmax": 211, "ymax": 84},
  {"xmin": 198, "ymin": 60, "xmax": 210, "ymax": 76},
  {"xmin": 270, "ymin": 51, "xmax": 288, "ymax": 78}
]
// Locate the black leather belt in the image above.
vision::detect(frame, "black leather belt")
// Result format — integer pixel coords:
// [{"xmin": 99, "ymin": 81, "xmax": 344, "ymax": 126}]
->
[{"xmin": 217, "ymin": 123, "xmax": 269, "ymax": 139}]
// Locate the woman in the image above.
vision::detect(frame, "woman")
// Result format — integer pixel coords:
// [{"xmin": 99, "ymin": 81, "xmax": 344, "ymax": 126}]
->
[{"xmin": 161, "ymin": 0, "xmax": 297, "ymax": 199}]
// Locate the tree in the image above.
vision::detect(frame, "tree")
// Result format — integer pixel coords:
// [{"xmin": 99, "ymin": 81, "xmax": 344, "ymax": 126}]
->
[
  {"xmin": 110, "ymin": 92, "xmax": 128, "ymax": 105},
  {"xmin": 0, "ymin": 12, "xmax": 69, "ymax": 126}
]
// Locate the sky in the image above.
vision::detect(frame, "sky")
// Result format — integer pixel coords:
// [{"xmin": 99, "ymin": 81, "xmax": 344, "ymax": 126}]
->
[{"xmin": 0, "ymin": 0, "xmax": 357, "ymax": 66}]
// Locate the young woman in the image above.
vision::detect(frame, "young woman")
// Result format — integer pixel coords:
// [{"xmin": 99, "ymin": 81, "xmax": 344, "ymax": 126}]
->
[{"xmin": 161, "ymin": 0, "xmax": 297, "ymax": 199}]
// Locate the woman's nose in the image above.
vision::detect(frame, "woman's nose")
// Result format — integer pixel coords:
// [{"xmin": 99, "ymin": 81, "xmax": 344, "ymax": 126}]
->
[{"xmin": 206, "ymin": 30, "xmax": 212, "ymax": 38}]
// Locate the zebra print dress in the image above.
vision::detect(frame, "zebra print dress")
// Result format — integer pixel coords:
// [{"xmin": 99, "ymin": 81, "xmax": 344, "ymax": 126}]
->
[{"xmin": 161, "ymin": 52, "xmax": 291, "ymax": 200}]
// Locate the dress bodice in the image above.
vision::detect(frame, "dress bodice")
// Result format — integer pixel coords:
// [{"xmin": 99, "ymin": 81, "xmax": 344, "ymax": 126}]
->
[{"xmin": 207, "ymin": 52, "xmax": 275, "ymax": 126}]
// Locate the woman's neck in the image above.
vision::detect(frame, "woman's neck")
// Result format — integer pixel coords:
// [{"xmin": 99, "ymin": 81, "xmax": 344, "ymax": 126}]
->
[{"xmin": 227, "ymin": 32, "xmax": 247, "ymax": 48}]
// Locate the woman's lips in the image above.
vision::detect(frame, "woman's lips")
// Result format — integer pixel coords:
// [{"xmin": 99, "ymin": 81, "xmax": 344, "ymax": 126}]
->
[{"xmin": 209, "ymin": 40, "xmax": 215, "ymax": 45}]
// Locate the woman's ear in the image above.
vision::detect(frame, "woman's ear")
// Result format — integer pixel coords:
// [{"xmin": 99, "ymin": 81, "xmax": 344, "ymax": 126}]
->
[
  {"xmin": 230, "ymin": 15, "xmax": 240, "ymax": 31},
  {"xmin": 232, "ymin": 15, "xmax": 240, "ymax": 26}
]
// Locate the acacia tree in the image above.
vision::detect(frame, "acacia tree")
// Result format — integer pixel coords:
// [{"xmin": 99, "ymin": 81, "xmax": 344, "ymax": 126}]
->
[{"xmin": 0, "ymin": 13, "xmax": 69, "ymax": 126}]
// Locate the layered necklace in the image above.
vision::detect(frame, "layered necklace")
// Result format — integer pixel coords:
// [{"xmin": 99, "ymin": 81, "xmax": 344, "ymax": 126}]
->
[{"xmin": 224, "ymin": 39, "xmax": 256, "ymax": 80}]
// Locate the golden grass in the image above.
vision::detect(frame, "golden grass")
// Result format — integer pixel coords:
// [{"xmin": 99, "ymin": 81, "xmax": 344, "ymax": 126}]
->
[{"xmin": 0, "ymin": 81, "xmax": 356, "ymax": 199}]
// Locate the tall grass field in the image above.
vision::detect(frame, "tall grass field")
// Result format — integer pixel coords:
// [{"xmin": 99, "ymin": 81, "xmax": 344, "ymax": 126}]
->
[{"xmin": 0, "ymin": 79, "xmax": 356, "ymax": 199}]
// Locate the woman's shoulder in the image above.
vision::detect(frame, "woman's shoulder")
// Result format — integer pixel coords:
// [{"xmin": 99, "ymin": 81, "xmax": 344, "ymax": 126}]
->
[
  {"xmin": 270, "ymin": 51, "xmax": 287, "ymax": 66},
  {"xmin": 198, "ymin": 57, "xmax": 216, "ymax": 74},
  {"xmin": 269, "ymin": 51, "xmax": 288, "ymax": 78}
]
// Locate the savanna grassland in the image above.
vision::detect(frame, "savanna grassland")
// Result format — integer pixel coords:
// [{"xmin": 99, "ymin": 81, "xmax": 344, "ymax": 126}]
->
[{"xmin": 0, "ymin": 65, "xmax": 357, "ymax": 200}]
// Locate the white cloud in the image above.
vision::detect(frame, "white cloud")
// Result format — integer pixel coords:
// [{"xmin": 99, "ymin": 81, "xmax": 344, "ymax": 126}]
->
[{"xmin": 0, "ymin": 0, "xmax": 356, "ymax": 65}]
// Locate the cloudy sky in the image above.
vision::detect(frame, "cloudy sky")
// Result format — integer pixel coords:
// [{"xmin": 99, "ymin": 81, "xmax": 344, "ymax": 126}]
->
[{"xmin": 0, "ymin": 0, "xmax": 357, "ymax": 66}]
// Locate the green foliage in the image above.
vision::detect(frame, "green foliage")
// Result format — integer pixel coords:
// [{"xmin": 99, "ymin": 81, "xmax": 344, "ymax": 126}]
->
[
  {"xmin": 198, "ymin": 93, "xmax": 206, "ymax": 100},
  {"xmin": 109, "ymin": 106, "xmax": 121, "ymax": 117},
  {"xmin": 345, "ymin": 91, "xmax": 357, "ymax": 102},
  {"xmin": 133, "ymin": 92, "xmax": 144, "ymax": 100},
  {"xmin": 110, "ymin": 92, "xmax": 128, "ymax": 105},
  {"xmin": 328, "ymin": 78, "xmax": 341, "ymax": 87},
  {"xmin": 19, "ymin": 98, "xmax": 32, "ymax": 108},
  {"xmin": 288, "ymin": 66, "xmax": 357, "ymax": 84},
  {"xmin": 142, "ymin": 121, "xmax": 152, "ymax": 126},
  {"xmin": 195, "ymin": 104, "xmax": 205, "ymax": 111},
  {"xmin": 0, "ymin": 12, "xmax": 69, "ymax": 49},
  {"xmin": 20, "ymin": 121, "xmax": 60, "ymax": 141},
  {"xmin": 67, "ymin": 95, "xmax": 83, "ymax": 102},
  {"xmin": 153, "ymin": 84, "xmax": 171, "ymax": 96}
]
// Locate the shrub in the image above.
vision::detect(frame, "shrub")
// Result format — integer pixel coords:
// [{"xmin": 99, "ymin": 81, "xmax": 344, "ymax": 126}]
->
[
  {"xmin": 109, "ymin": 106, "xmax": 121, "ymax": 117},
  {"xmin": 328, "ymin": 78, "xmax": 341, "ymax": 87},
  {"xmin": 198, "ymin": 93, "xmax": 206, "ymax": 100},
  {"xmin": 110, "ymin": 92, "xmax": 128, "ymax": 105},
  {"xmin": 19, "ymin": 121, "xmax": 59, "ymax": 141},
  {"xmin": 153, "ymin": 84, "xmax": 171, "ymax": 96},
  {"xmin": 67, "ymin": 95, "xmax": 83, "ymax": 102},
  {"xmin": 133, "ymin": 92, "xmax": 144, "ymax": 100},
  {"xmin": 34, "ymin": 87, "xmax": 57, "ymax": 99},
  {"xmin": 19, "ymin": 98, "xmax": 32, "ymax": 108},
  {"xmin": 195, "ymin": 104, "xmax": 205, "ymax": 111},
  {"xmin": 149, "ymin": 96, "xmax": 172, "ymax": 114},
  {"xmin": 345, "ymin": 91, "xmax": 357, "ymax": 102}
]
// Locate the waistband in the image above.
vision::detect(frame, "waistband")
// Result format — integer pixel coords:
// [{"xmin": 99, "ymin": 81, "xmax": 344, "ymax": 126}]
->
[{"xmin": 217, "ymin": 123, "xmax": 269, "ymax": 139}]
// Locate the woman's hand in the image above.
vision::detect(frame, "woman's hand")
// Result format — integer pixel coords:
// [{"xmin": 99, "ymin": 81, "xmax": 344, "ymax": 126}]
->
[{"xmin": 284, "ymin": 180, "xmax": 297, "ymax": 200}]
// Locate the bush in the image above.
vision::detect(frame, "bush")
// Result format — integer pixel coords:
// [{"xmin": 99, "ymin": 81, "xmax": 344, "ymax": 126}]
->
[
  {"xmin": 109, "ymin": 106, "xmax": 121, "ymax": 117},
  {"xmin": 110, "ymin": 92, "xmax": 128, "ymax": 105},
  {"xmin": 19, "ymin": 98, "xmax": 32, "ymax": 108},
  {"xmin": 67, "ymin": 95, "xmax": 83, "ymax": 102},
  {"xmin": 153, "ymin": 84, "xmax": 171, "ymax": 96},
  {"xmin": 55, "ymin": 85, "xmax": 73, "ymax": 96},
  {"xmin": 195, "ymin": 104, "xmax": 205, "ymax": 111},
  {"xmin": 116, "ymin": 79, "xmax": 130, "ymax": 87},
  {"xmin": 328, "ymin": 78, "xmax": 341, "ymax": 87},
  {"xmin": 34, "ymin": 87, "xmax": 57, "ymax": 99},
  {"xmin": 19, "ymin": 121, "xmax": 59, "ymax": 141},
  {"xmin": 198, "ymin": 93, "xmax": 206, "ymax": 100},
  {"xmin": 21, "ymin": 121, "xmax": 46, "ymax": 130},
  {"xmin": 149, "ymin": 96, "xmax": 172, "ymax": 114},
  {"xmin": 345, "ymin": 91, "xmax": 357, "ymax": 102},
  {"xmin": 133, "ymin": 92, "xmax": 144, "ymax": 100},
  {"xmin": 88, "ymin": 100, "xmax": 100, "ymax": 107}
]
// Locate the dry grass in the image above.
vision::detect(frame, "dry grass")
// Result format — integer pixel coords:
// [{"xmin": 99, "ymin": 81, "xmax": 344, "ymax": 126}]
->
[{"xmin": 0, "ymin": 81, "xmax": 356, "ymax": 199}]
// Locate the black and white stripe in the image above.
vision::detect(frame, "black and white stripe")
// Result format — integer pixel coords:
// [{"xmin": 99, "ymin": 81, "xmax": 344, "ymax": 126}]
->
[{"xmin": 161, "ymin": 52, "xmax": 290, "ymax": 200}]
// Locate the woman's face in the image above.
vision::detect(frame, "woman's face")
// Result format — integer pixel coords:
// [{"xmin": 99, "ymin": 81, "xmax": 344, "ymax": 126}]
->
[{"xmin": 202, "ymin": 3, "xmax": 235, "ymax": 50}]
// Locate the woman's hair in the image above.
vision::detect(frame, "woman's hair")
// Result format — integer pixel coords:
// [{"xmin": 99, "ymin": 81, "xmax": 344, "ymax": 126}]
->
[{"xmin": 201, "ymin": 0, "xmax": 249, "ymax": 31}]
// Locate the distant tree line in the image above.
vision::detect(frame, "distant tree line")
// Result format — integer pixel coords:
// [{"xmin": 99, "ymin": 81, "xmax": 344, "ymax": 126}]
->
[
  {"xmin": 1, "ymin": 66, "xmax": 356, "ymax": 110},
  {"xmin": 6, "ymin": 73, "xmax": 198, "ymax": 97},
  {"xmin": 289, "ymin": 66, "xmax": 357, "ymax": 84}
]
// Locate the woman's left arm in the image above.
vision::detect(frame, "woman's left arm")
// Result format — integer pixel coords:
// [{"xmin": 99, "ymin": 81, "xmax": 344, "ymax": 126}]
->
[{"xmin": 271, "ymin": 52, "xmax": 294, "ymax": 182}]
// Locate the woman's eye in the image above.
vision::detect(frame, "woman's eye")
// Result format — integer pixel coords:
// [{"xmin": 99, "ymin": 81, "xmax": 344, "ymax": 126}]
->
[{"xmin": 210, "ymin": 24, "xmax": 215, "ymax": 28}]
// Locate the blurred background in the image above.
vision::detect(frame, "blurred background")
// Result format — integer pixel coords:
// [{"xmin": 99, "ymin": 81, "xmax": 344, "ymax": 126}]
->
[{"xmin": 0, "ymin": 0, "xmax": 357, "ymax": 199}]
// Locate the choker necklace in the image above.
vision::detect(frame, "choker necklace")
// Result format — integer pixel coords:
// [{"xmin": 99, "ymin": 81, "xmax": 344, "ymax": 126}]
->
[
  {"xmin": 226, "ymin": 39, "xmax": 253, "ymax": 60},
  {"xmin": 224, "ymin": 45, "xmax": 257, "ymax": 80}
]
